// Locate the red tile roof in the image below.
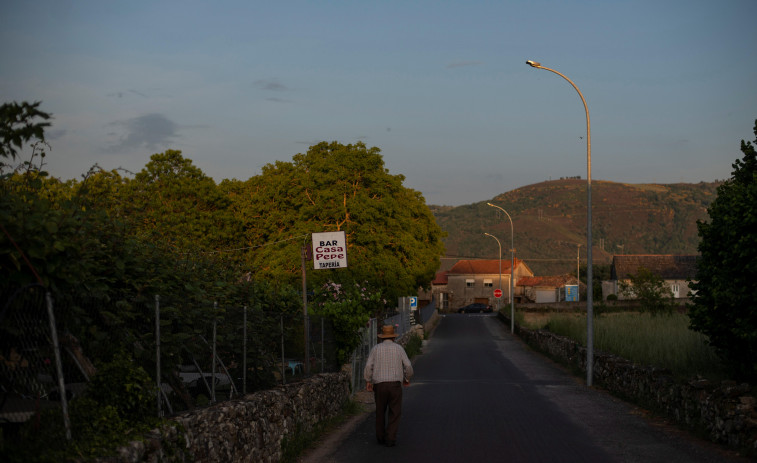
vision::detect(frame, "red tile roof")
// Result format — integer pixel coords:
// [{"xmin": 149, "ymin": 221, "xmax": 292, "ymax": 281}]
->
[
  {"xmin": 517, "ymin": 275, "xmax": 577, "ymax": 288},
  {"xmin": 611, "ymin": 255, "xmax": 697, "ymax": 280},
  {"xmin": 432, "ymin": 271, "xmax": 448, "ymax": 285},
  {"xmin": 447, "ymin": 259, "xmax": 523, "ymax": 275}
]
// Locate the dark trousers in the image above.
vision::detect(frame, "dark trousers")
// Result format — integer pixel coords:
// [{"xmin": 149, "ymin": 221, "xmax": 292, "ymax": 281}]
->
[{"xmin": 373, "ymin": 381, "xmax": 403, "ymax": 443}]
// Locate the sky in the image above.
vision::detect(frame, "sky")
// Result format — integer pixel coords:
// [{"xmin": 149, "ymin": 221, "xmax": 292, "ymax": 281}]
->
[{"xmin": 2, "ymin": 0, "xmax": 756, "ymax": 206}]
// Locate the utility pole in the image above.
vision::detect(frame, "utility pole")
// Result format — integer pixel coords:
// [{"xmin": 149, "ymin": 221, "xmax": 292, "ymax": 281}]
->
[{"xmin": 301, "ymin": 245, "xmax": 309, "ymax": 375}]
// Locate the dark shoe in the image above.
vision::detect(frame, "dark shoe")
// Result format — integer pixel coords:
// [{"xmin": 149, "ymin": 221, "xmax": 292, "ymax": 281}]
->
[
  {"xmin": 377, "ymin": 437, "xmax": 385, "ymax": 445},
  {"xmin": 385, "ymin": 440, "xmax": 396, "ymax": 447}
]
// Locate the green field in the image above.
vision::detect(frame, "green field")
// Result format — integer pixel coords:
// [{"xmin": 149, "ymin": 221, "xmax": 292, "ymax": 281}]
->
[{"xmin": 517, "ymin": 311, "xmax": 725, "ymax": 380}]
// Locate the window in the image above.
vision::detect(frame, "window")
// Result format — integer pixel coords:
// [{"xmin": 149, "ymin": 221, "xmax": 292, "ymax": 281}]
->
[
  {"xmin": 671, "ymin": 283, "xmax": 680, "ymax": 298},
  {"xmin": 466, "ymin": 279, "xmax": 475, "ymax": 288},
  {"xmin": 483, "ymin": 279, "xmax": 493, "ymax": 288}
]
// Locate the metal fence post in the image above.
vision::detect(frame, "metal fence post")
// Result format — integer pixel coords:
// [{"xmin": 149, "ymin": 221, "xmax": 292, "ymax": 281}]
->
[
  {"xmin": 243, "ymin": 305, "xmax": 247, "ymax": 395},
  {"xmin": 45, "ymin": 292, "xmax": 71, "ymax": 441},
  {"xmin": 280, "ymin": 315, "xmax": 286, "ymax": 385},
  {"xmin": 321, "ymin": 317, "xmax": 324, "ymax": 372},
  {"xmin": 155, "ymin": 294, "xmax": 162, "ymax": 417},
  {"xmin": 211, "ymin": 301, "xmax": 217, "ymax": 403}
]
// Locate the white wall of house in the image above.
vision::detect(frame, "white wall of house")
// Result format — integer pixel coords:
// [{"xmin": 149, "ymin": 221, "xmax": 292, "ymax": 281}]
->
[
  {"xmin": 535, "ymin": 289, "xmax": 558, "ymax": 303},
  {"xmin": 603, "ymin": 278, "xmax": 693, "ymax": 300},
  {"xmin": 447, "ymin": 272, "xmax": 511, "ymax": 310}
]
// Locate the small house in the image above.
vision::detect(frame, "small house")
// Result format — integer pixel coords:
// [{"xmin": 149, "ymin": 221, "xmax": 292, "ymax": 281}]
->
[
  {"xmin": 516, "ymin": 274, "xmax": 583, "ymax": 303},
  {"xmin": 603, "ymin": 254, "xmax": 698, "ymax": 300},
  {"xmin": 442, "ymin": 259, "xmax": 534, "ymax": 312}
]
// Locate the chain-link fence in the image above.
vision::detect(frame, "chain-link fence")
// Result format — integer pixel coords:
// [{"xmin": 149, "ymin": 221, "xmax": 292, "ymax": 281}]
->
[
  {"xmin": 0, "ymin": 284, "xmax": 67, "ymax": 431},
  {"xmin": 0, "ymin": 285, "xmax": 342, "ymax": 441},
  {"xmin": 1, "ymin": 282, "xmax": 437, "ymax": 449}
]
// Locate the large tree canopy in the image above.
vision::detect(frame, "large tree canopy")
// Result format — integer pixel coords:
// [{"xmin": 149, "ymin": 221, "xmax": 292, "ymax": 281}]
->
[
  {"xmin": 222, "ymin": 141, "xmax": 445, "ymax": 306},
  {"xmin": 121, "ymin": 150, "xmax": 243, "ymax": 257},
  {"xmin": 689, "ymin": 119, "xmax": 757, "ymax": 379}
]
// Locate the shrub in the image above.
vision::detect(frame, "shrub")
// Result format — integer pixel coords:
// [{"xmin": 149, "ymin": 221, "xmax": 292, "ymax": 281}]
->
[
  {"xmin": 619, "ymin": 267, "xmax": 677, "ymax": 316},
  {"xmin": 404, "ymin": 333, "xmax": 423, "ymax": 359},
  {"xmin": 1, "ymin": 352, "xmax": 162, "ymax": 462}
]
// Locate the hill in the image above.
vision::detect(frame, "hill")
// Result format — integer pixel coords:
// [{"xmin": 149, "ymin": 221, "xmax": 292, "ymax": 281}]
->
[{"xmin": 430, "ymin": 179, "xmax": 720, "ymax": 276}]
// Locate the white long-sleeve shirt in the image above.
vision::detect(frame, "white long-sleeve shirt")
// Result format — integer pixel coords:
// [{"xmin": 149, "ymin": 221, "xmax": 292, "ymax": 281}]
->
[{"xmin": 364, "ymin": 339, "xmax": 413, "ymax": 384}]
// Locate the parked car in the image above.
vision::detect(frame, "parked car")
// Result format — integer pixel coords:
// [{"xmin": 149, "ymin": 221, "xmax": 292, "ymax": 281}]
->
[
  {"xmin": 177, "ymin": 365, "xmax": 232, "ymax": 397},
  {"xmin": 458, "ymin": 303, "xmax": 493, "ymax": 313}
]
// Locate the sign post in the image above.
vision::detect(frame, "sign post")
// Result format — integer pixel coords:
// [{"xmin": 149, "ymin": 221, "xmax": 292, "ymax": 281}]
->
[{"xmin": 307, "ymin": 231, "xmax": 348, "ymax": 375}]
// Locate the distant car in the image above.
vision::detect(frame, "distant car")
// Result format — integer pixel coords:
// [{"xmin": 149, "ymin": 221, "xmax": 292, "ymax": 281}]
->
[{"xmin": 458, "ymin": 303, "xmax": 493, "ymax": 313}]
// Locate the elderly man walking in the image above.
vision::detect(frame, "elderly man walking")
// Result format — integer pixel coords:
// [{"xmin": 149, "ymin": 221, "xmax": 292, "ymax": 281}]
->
[{"xmin": 364, "ymin": 324, "xmax": 414, "ymax": 447}]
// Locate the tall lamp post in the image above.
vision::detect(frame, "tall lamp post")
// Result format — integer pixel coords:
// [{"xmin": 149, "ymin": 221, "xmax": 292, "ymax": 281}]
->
[
  {"xmin": 486, "ymin": 203, "xmax": 515, "ymax": 334},
  {"xmin": 483, "ymin": 233, "xmax": 502, "ymax": 312},
  {"xmin": 526, "ymin": 59, "xmax": 594, "ymax": 386}
]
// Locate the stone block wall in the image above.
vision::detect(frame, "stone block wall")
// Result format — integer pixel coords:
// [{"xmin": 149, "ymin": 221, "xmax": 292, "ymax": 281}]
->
[
  {"xmin": 510, "ymin": 319, "xmax": 757, "ymax": 454},
  {"xmin": 104, "ymin": 371, "xmax": 351, "ymax": 463}
]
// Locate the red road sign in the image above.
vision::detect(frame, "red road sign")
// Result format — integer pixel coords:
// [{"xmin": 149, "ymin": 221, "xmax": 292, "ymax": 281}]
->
[{"xmin": 494, "ymin": 289, "xmax": 503, "ymax": 298}]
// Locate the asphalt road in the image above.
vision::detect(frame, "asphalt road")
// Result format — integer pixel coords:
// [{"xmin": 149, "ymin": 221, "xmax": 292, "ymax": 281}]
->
[{"xmin": 301, "ymin": 314, "xmax": 752, "ymax": 463}]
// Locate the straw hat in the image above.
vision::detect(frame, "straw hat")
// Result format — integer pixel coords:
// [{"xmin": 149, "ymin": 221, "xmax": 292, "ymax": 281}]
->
[{"xmin": 378, "ymin": 325, "xmax": 398, "ymax": 339}]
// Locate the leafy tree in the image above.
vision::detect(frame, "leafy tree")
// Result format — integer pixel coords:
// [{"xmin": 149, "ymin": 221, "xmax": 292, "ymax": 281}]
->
[
  {"xmin": 1, "ymin": 150, "xmax": 106, "ymax": 291},
  {"xmin": 0, "ymin": 101, "xmax": 51, "ymax": 164},
  {"xmin": 618, "ymin": 266, "xmax": 676, "ymax": 316},
  {"xmin": 120, "ymin": 150, "xmax": 243, "ymax": 259},
  {"xmin": 689, "ymin": 119, "xmax": 757, "ymax": 379},
  {"xmin": 222, "ymin": 141, "xmax": 445, "ymax": 305}
]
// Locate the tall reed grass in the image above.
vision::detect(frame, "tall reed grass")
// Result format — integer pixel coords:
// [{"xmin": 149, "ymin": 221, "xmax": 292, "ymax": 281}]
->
[{"xmin": 517, "ymin": 311, "xmax": 724, "ymax": 380}]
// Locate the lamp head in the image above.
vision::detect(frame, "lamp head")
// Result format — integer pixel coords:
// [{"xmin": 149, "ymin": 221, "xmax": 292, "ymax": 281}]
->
[{"xmin": 526, "ymin": 60, "xmax": 541, "ymax": 68}]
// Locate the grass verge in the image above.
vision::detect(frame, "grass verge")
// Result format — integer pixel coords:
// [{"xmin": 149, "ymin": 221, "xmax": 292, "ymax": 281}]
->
[{"xmin": 280, "ymin": 399, "xmax": 366, "ymax": 463}]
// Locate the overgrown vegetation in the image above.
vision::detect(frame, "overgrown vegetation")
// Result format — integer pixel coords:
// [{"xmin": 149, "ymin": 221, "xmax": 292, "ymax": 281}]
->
[
  {"xmin": 0, "ymin": 101, "xmax": 445, "ymax": 462},
  {"xmin": 403, "ymin": 333, "xmax": 424, "ymax": 359},
  {"xmin": 517, "ymin": 310, "xmax": 725, "ymax": 380},
  {"xmin": 2, "ymin": 353, "xmax": 166, "ymax": 462}
]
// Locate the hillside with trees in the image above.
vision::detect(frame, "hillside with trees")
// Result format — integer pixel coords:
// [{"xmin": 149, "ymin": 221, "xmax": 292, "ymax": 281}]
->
[{"xmin": 431, "ymin": 179, "xmax": 719, "ymax": 275}]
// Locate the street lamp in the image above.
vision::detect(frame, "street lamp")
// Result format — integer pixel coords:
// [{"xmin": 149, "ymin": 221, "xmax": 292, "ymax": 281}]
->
[
  {"xmin": 483, "ymin": 233, "xmax": 502, "ymax": 312},
  {"xmin": 526, "ymin": 59, "xmax": 594, "ymax": 386},
  {"xmin": 486, "ymin": 203, "xmax": 515, "ymax": 334}
]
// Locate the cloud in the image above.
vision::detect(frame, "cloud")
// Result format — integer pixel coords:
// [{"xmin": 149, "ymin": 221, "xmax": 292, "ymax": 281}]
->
[
  {"xmin": 107, "ymin": 89, "xmax": 148, "ymax": 99},
  {"xmin": 266, "ymin": 97, "xmax": 292, "ymax": 103},
  {"xmin": 254, "ymin": 78, "xmax": 289, "ymax": 91},
  {"xmin": 446, "ymin": 60, "xmax": 482, "ymax": 69},
  {"xmin": 105, "ymin": 113, "xmax": 178, "ymax": 153}
]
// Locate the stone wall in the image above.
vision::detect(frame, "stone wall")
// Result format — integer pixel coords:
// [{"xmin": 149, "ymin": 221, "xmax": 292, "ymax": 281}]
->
[
  {"xmin": 104, "ymin": 371, "xmax": 351, "ymax": 463},
  {"xmin": 504, "ymin": 314, "xmax": 757, "ymax": 454}
]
